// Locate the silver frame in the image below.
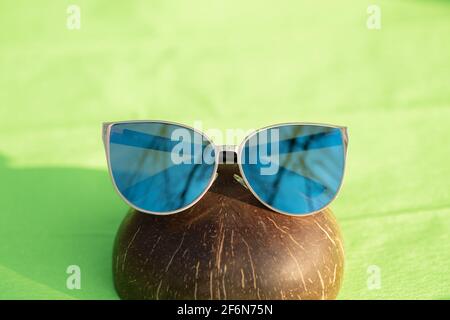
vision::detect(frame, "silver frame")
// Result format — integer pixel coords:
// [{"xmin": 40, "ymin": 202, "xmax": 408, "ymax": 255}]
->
[{"xmin": 102, "ymin": 120, "xmax": 348, "ymax": 217}]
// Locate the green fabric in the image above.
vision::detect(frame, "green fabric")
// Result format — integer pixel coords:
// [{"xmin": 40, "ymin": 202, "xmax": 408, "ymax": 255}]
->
[{"xmin": 0, "ymin": 0, "xmax": 449, "ymax": 299}]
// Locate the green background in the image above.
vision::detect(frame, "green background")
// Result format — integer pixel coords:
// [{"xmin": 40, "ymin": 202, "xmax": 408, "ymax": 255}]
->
[{"xmin": 0, "ymin": 0, "xmax": 449, "ymax": 299}]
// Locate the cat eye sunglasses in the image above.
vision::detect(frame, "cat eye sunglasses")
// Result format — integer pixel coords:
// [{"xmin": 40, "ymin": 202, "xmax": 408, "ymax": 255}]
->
[{"xmin": 102, "ymin": 121, "xmax": 348, "ymax": 216}]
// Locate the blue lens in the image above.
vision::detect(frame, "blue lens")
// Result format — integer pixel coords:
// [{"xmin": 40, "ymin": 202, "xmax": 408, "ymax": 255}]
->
[
  {"xmin": 240, "ymin": 125, "xmax": 345, "ymax": 215},
  {"xmin": 108, "ymin": 122, "xmax": 216, "ymax": 214}
]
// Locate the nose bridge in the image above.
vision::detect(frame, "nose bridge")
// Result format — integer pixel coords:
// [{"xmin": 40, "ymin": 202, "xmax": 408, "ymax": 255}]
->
[{"xmin": 217, "ymin": 145, "xmax": 238, "ymax": 164}]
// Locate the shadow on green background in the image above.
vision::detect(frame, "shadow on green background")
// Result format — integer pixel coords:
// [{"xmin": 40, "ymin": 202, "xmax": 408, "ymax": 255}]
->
[{"xmin": 0, "ymin": 154, "xmax": 122, "ymax": 299}]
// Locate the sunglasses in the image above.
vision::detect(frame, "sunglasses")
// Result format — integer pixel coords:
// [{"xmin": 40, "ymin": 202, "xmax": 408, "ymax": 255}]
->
[{"xmin": 102, "ymin": 121, "xmax": 348, "ymax": 216}]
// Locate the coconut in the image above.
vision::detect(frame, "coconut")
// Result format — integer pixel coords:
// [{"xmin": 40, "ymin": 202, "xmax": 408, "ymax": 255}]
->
[{"xmin": 113, "ymin": 164, "xmax": 344, "ymax": 299}]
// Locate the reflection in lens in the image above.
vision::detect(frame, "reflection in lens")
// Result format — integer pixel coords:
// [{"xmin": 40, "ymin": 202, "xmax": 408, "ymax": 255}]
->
[
  {"xmin": 240, "ymin": 125, "xmax": 345, "ymax": 215},
  {"xmin": 109, "ymin": 122, "xmax": 216, "ymax": 213}
]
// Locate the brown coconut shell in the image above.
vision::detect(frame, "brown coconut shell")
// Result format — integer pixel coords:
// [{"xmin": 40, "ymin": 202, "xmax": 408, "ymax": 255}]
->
[{"xmin": 113, "ymin": 164, "xmax": 345, "ymax": 300}]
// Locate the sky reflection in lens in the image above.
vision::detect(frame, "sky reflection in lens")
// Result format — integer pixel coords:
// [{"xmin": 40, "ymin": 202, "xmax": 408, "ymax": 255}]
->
[
  {"xmin": 109, "ymin": 122, "xmax": 216, "ymax": 213},
  {"xmin": 240, "ymin": 125, "xmax": 345, "ymax": 215}
]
